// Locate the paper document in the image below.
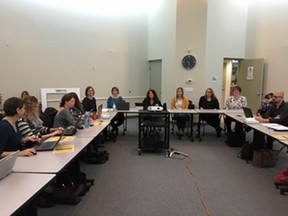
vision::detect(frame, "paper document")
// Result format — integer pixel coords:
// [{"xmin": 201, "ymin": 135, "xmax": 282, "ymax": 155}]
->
[
  {"xmin": 49, "ymin": 136, "xmax": 75, "ymax": 142},
  {"xmin": 245, "ymin": 118, "xmax": 259, "ymax": 124},
  {"xmin": 273, "ymin": 135, "xmax": 288, "ymax": 140},
  {"xmin": 53, "ymin": 145, "xmax": 74, "ymax": 154},
  {"xmin": 94, "ymin": 121, "xmax": 109, "ymax": 126},
  {"xmin": 261, "ymin": 123, "xmax": 288, "ymax": 131}
]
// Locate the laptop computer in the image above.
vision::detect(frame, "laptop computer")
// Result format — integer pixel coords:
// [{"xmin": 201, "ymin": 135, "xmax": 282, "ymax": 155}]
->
[
  {"xmin": 34, "ymin": 134, "xmax": 63, "ymax": 151},
  {"xmin": 243, "ymin": 107, "xmax": 254, "ymax": 118},
  {"xmin": 63, "ymin": 117, "xmax": 81, "ymax": 136},
  {"xmin": 243, "ymin": 107, "xmax": 259, "ymax": 124},
  {"xmin": 97, "ymin": 104, "xmax": 103, "ymax": 119},
  {"xmin": 116, "ymin": 102, "xmax": 130, "ymax": 110},
  {"xmin": 0, "ymin": 151, "xmax": 18, "ymax": 180}
]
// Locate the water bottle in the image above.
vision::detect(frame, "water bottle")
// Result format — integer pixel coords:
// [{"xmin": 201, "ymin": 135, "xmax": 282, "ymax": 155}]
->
[
  {"xmin": 84, "ymin": 111, "xmax": 90, "ymax": 128},
  {"xmin": 113, "ymin": 103, "xmax": 116, "ymax": 111}
]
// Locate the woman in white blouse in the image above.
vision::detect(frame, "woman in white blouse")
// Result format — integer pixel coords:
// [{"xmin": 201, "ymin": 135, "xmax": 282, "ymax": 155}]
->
[{"xmin": 225, "ymin": 85, "xmax": 247, "ymax": 133}]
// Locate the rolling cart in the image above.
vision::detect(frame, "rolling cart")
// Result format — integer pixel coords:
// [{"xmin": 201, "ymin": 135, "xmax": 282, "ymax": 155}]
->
[{"xmin": 138, "ymin": 110, "xmax": 170, "ymax": 155}]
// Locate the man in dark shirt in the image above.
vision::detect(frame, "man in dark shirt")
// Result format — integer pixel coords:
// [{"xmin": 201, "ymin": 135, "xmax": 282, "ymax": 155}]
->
[{"xmin": 255, "ymin": 90, "xmax": 288, "ymax": 149}]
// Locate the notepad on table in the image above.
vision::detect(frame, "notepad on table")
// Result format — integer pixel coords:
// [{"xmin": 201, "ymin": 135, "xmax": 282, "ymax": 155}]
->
[
  {"xmin": 53, "ymin": 145, "xmax": 74, "ymax": 154},
  {"xmin": 273, "ymin": 135, "xmax": 288, "ymax": 140},
  {"xmin": 94, "ymin": 121, "xmax": 109, "ymax": 126}
]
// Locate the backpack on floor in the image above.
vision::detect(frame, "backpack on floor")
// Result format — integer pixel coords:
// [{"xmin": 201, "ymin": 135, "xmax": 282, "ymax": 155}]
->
[
  {"xmin": 53, "ymin": 171, "xmax": 91, "ymax": 205},
  {"xmin": 226, "ymin": 131, "xmax": 245, "ymax": 147},
  {"xmin": 237, "ymin": 142, "xmax": 254, "ymax": 162},
  {"xmin": 83, "ymin": 150, "xmax": 110, "ymax": 164},
  {"xmin": 274, "ymin": 167, "xmax": 288, "ymax": 185}
]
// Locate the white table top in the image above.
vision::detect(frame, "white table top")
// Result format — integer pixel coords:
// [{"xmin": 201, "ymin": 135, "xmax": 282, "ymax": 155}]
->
[
  {"xmin": 116, "ymin": 108, "xmax": 140, "ymax": 113},
  {"xmin": 13, "ymin": 137, "xmax": 91, "ymax": 173},
  {"xmin": 224, "ymin": 110, "xmax": 288, "ymax": 147},
  {"xmin": 0, "ymin": 173, "xmax": 55, "ymax": 216},
  {"xmin": 76, "ymin": 123, "xmax": 107, "ymax": 138},
  {"xmin": 195, "ymin": 109, "xmax": 224, "ymax": 114},
  {"xmin": 167, "ymin": 109, "xmax": 197, "ymax": 114}
]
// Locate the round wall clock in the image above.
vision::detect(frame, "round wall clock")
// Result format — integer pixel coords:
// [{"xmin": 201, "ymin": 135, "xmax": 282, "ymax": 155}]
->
[{"xmin": 181, "ymin": 55, "xmax": 196, "ymax": 70}]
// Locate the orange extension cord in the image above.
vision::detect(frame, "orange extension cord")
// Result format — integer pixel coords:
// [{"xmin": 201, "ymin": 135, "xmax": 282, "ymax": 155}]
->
[{"xmin": 185, "ymin": 156, "xmax": 212, "ymax": 216}]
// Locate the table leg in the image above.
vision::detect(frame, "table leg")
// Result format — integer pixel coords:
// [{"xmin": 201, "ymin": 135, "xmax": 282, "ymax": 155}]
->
[
  {"xmin": 190, "ymin": 114, "xmax": 194, "ymax": 142},
  {"xmin": 196, "ymin": 114, "xmax": 202, "ymax": 141}
]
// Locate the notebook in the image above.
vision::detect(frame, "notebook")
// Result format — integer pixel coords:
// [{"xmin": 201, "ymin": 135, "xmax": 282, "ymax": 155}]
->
[
  {"xmin": 63, "ymin": 117, "xmax": 81, "ymax": 136},
  {"xmin": 34, "ymin": 134, "xmax": 63, "ymax": 151},
  {"xmin": 116, "ymin": 102, "xmax": 130, "ymax": 110},
  {"xmin": 243, "ymin": 107, "xmax": 259, "ymax": 124},
  {"xmin": 0, "ymin": 151, "xmax": 18, "ymax": 180}
]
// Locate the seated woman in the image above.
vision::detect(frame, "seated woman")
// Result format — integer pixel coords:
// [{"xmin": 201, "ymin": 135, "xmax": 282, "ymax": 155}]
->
[
  {"xmin": 53, "ymin": 93, "xmax": 83, "ymax": 128},
  {"xmin": 82, "ymin": 86, "xmax": 97, "ymax": 113},
  {"xmin": 0, "ymin": 97, "xmax": 36, "ymax": 158},
  {"xmin": 107, "ymin": 87, "xmax": 125, "ymax": 134},
  {"xmin": 69, "ymin": 92, "xmax": 84, "ymax": 118},
  {"xmin": 224, "ymin": 85, "xmax": 247, "ymax": 134},
  {"xmin": 16, "ymin": 96, "xmax": 63, "ymax": 148},
  {"xmin": 20, "ymin": 90, "xmax": 30, "ymax": 99},
  {"xmin": 171, "ymin": 87, "xmax": 189, "ymax": 138},
  {"xmin": 142, "ymin": 89, "xmax": 162, "ymax": 109},
  {"xmin": 199, "ymin": 88, "xmax": 222, "ymax": 137}
]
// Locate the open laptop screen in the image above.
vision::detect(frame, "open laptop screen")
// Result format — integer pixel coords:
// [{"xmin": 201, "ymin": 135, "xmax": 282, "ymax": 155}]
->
[{"xmin": 0, "ymin": 151, "xmax": 19, "ymax": 180}]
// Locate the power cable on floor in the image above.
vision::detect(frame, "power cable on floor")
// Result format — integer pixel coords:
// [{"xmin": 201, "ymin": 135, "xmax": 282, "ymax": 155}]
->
[{"xmin": 185, "ymin": 156, "xmax": 212, "ymax": 216}]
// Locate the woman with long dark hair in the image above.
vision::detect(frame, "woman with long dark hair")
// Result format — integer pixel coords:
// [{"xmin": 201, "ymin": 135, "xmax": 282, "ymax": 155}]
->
[
  {"xmin": 142, "ymin": 89, "xmax": 162, "ymax": 109},
  {"xmin": 199, "ymin": 88, "xmax": 222, "ymax": 137}
]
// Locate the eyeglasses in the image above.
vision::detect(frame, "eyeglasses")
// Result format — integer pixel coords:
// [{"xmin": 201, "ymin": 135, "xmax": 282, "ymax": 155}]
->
[{"xmin": 273, "ymin": 96, "xmax": 282, "ymax": 99}]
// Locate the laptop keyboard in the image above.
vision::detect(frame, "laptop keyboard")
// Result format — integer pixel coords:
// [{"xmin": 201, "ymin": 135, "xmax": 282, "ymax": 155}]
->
[
  {"xmin": 35, "ymin": 141, "xmax": 57, "ymax": 151},
  {"xmin": 63, "ymin": 127, "xmax": 76, "ymax": 136}
]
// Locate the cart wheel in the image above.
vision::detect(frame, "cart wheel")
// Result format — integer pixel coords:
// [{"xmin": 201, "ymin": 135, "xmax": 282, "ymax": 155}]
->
[{"xmin": 138, "ymin": 150, "xmax": 141, "ymax": 155}]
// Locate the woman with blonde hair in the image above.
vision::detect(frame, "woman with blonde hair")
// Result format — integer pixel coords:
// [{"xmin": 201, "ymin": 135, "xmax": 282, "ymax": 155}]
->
[
  {"xmin": 17, "ymin": 96, "xmax": 63, "ymax": 147},
  {"xmin": 171, "ymin": 87, "xmax": 190, "ymax": 138}
]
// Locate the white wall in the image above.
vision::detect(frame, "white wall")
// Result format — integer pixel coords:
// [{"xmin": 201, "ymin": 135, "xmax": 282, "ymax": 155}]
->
[
  {"xmin": 1, "ymin": 0, "xmax": 288, "ymax": 106},
  {"xmin": 0, "ymin": 1, "xmax": 149, "ymax": 101},
  {"xmin": 148, "ymin": 0, "xmax": 177, "ymax": 105},
  {"xmin": 205, "ymin": 0, "xmax": 248, "ymax": 106},
  {"xmin": 246, "ymin": 0, "xmax": 288, "ymax": 96},
  {"xmin": 175, "ymin": 0, "xmax": 207, "ymax": 106}
]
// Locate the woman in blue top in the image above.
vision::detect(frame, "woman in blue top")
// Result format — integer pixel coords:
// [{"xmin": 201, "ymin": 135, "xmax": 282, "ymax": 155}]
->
[
  {"xmin": 0, "ymin": 97, "xmax": 37, "ymax": 158},
  {"xmin": 107, "ymin": 87, "xmax": 125, "ymax": 134}
]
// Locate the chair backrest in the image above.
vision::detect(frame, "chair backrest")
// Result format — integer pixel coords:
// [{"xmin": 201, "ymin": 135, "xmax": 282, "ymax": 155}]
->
[
  {"xmin": 188, "ymin": 100, "xmax": 195, "ymax": 109},
  {"xmin": 162, "ymin": 103, "xmax": 167, "ymax": 111},
  {"xmin": 44, "ymin": 107, "xmax": 58, "ymax": 128}
]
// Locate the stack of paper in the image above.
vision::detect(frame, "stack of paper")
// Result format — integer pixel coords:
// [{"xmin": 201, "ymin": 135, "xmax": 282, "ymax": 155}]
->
[{"xmin": 245, "ymin": 117, "xmax": 259, "ymax": 124}]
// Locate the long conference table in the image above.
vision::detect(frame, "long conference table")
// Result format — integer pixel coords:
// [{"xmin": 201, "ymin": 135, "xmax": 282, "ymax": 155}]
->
[
  {"xmin": 4, "ymin": 109, "xmax": 288, "ymax": 215},
  {"xmin": 118, "ymin": 107, "xmax": 288, "ymax": 147},
  {"xmin": 2, "ymin": 112, "xmax": 116, "ymax": 216},
  {"xmin": 0, "ymin": 173, "xmax": 55, "ymax": 216}
]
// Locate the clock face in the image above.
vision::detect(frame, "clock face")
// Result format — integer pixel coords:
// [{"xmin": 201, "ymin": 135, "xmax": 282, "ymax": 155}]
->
[{"xmin": 182, "ymin": 55, "xmax": 196, "ymax": 70}]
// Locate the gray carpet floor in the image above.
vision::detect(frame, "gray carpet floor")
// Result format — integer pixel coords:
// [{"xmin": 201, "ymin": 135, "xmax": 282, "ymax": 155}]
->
[{"xmin": 39, "ymin": 118, "xmax": 288, "ymax": 216}]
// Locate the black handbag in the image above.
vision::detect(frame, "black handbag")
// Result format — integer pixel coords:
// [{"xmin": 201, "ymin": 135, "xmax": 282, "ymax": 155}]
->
[{"xmin": 237, "ymin": 143, "xmax": 254, "ymax": 162}]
